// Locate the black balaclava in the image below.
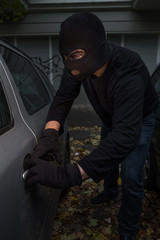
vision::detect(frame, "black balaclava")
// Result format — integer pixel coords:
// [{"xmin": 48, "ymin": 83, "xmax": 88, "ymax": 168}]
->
[{"xmin": 58, "ymin": 12, "xmax": 110, "ymax": 82}]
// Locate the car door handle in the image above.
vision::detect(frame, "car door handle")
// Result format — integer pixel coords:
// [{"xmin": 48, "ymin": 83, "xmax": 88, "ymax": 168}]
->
[
  {"xmin": 22, "ymin": 153, "xmax": 56, "ymax": 181},
  {"xmin": 22, "ymin": 154, "xmax": 31, "ymax": 181},
  {"xmin": 22, "ymin": 169, "xmax": 29, "ymax": 181}
]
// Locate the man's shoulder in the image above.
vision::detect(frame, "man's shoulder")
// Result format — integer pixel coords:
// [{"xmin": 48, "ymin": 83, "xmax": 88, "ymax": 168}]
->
[
  {"xmin": 109, "ymin": 42, "xmax": 140, "ymax": 60},
  {"xmin": 109, "ymin": 42, "xmax": 146, "ymax": 75}
]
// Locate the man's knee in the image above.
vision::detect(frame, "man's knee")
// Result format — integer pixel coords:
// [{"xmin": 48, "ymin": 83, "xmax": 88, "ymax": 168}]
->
[{"xmin": 121, "ymin": 167, "xmax": 143, "ymax": 190}]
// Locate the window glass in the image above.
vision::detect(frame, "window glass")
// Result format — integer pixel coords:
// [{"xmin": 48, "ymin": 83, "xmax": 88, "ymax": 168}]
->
[
  {"xmin": 124, "ymin": 34, "xmax": 158, "ymax": 74},
  {"xmin": 36, "ymin": 68, "xmax": 55, "ymax": 96},
  {"xmin": 17, "ymin": 37, "xmax": 49, "ymax": 60},
  {"xmin": 0, "ymin": 82, "xmax": 11, "ymax": 131},
  {"xmin": 1, "ymin": 46, "xmax": 50, "ymax": 114}
]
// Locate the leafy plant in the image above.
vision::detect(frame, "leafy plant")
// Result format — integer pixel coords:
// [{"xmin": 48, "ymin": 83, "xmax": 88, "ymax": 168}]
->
[{"xmin": 0, "ymin": 0, "xmax": 26, "ymax": 24}]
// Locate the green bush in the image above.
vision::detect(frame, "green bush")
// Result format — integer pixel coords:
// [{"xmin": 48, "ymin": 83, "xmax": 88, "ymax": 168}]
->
[{"xmin": 0, "ymin": 0, "xmax": 26, "ymax": 24}]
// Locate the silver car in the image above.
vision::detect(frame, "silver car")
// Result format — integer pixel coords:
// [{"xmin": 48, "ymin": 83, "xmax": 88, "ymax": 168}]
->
[{"xmin": 0, "ymin": 39, "xmax": 70, "ymax": 240}]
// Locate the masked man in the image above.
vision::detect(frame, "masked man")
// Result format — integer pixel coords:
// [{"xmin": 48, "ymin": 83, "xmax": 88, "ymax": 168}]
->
[{"xmin": 25, "ymin": 12, "xmax": 158, "ymax": 240}]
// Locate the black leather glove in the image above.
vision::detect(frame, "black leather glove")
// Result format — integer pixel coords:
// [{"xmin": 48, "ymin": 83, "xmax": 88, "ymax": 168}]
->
[
  {"xmin": 25, "ymin": 157, "xmax": 82, "ymax": 188},
  {"xmin": 32, "ymin": 129, "xmax": 62, "ymax": 164}
]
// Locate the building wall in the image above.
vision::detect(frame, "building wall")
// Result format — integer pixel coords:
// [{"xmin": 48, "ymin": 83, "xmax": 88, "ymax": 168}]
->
[
  {"xmin": 4, "ymin": 32, "xmax": 160, "ymax": 91},
  {"xmin": 4, "ymin": 33, "xmax": 160, "ymax": 80},
  {"xmin": 1, "ymin": 9, "xmax": 160, "ymax": 125}
]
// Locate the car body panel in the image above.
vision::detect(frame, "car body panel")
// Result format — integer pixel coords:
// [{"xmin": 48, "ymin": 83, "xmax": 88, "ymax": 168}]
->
[
  {"xmin": 0, "ymin": 39, "xmax": 66, "ymax": 239},
  {"xmin": 0, "ymin": 44, "xmax": 52, "ymax": 140}
]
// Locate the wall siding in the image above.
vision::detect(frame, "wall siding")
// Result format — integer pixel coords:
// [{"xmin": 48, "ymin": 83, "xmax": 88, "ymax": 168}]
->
[
  {"xmin": 1, "ymin": 7, "xmax": 160, "ymax": 125},
  {"xmin": 1, "ymin": 11, "xmax": 160, "ymax": 36}
]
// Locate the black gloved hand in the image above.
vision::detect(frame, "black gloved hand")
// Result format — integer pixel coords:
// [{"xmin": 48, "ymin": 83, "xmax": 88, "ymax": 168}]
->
[
  {"xmin": 25, "ymin": 157, "xmax": 82, "ymax": 188},
  {"xmin": 32, "ymin": 129, "xmax": 62, "ymax": 164}
]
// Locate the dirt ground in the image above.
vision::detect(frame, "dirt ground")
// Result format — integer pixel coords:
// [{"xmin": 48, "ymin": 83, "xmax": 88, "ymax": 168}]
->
[{"xmin": 52, "ymin": 126, "xmax": 160, "ymax": 240}]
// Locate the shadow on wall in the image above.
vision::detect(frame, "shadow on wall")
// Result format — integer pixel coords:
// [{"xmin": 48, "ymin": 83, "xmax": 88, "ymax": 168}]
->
[{"xmin": 32, "ymin": 55, "xmax": 101, "ymax": 127}]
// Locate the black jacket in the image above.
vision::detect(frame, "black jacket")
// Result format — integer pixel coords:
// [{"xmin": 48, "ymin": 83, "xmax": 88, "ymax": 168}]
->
[{"xmin": 47, "ymin": 43, "xmax": 158, "ymax": 182}]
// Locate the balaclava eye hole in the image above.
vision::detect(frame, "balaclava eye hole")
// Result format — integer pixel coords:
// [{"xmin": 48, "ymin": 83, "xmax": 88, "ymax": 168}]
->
[
  {"xmin": 64, "ymin": 49, "xmax": 85, "ymax": 61},
  {"xmin": 59, "ymin": 12, "xmax": 110, "ymax": 81}
]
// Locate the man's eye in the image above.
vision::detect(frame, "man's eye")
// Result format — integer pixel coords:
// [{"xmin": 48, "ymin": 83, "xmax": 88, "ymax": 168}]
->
[
  {"xmin": 71, "ymin": 52, "xmax": 84, "ymax": 59},
  {"xmin": 69, "ymin": 50, "xmax": 85, "ymax": 60}
]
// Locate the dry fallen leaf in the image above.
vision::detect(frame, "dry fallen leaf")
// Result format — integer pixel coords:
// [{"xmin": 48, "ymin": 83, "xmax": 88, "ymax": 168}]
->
[{"xmin": 52, "ymin": 126, "xmax": 160, "ymax": 240}]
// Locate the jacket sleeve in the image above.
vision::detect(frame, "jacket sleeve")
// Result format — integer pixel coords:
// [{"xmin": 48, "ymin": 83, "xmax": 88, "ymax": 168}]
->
[
  {"xmin": 78, "ymin": 72, "xmax": 145, "ymax": 182},
  {"xmin": 46, "ymin": 70, "xmax": 81, "ymax": 125}
]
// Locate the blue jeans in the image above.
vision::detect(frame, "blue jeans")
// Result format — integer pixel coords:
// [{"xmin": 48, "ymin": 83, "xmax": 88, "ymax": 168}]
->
[
  {"xmin": 101, "ymin": 125, "xmax": 119, "ymax": 198},
  {"xmin": 101, "ymin": 111, "xmax": 155, "ymax": 236}
]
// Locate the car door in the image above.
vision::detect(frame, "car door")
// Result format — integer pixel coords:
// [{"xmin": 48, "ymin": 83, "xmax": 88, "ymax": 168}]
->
[
  {"xmin": 0, "ymin": 48, "xmax": 61, "ymax": 239},
  {"xmin": 0, "ymin": 44, "xmax": 53, "ymax": 138},
  {"xmin": 0, "ymin": 57, "xmax": 37, "ymax": 239}
]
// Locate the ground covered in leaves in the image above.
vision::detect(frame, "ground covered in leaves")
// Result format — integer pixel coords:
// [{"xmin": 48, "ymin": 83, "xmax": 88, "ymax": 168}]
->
[{"xmin": 52, "ymin": 126, "xmax": 160, "ymax": 240}]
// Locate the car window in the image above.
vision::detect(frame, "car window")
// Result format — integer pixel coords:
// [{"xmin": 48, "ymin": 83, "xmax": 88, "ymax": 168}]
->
[
  {"xmin": 0, "ymin": 45, "xmax": 50, "ymax": 115},
  {"xmin": 152, "ymin": 68, "xmax": 160, "ymax": 118},
  {"xmin": 36, "ymin": 67, "xmax": 55, "ymax": 96},
  {"xmin": 0, "ymin": 82, "xmax": 11, "ymax": 133}
]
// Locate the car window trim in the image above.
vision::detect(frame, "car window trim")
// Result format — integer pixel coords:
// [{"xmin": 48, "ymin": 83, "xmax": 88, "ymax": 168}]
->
[
  {"xmin": 1, "ymin": 45, "xmax": 51, "ymax": 115},
  {"xmin": 0, "ymin": 80, "xmax": 14, "ymax": 135},
  {"xmin": 0, "ymin": 59, "xmax": 38, "ymax": 143}
]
